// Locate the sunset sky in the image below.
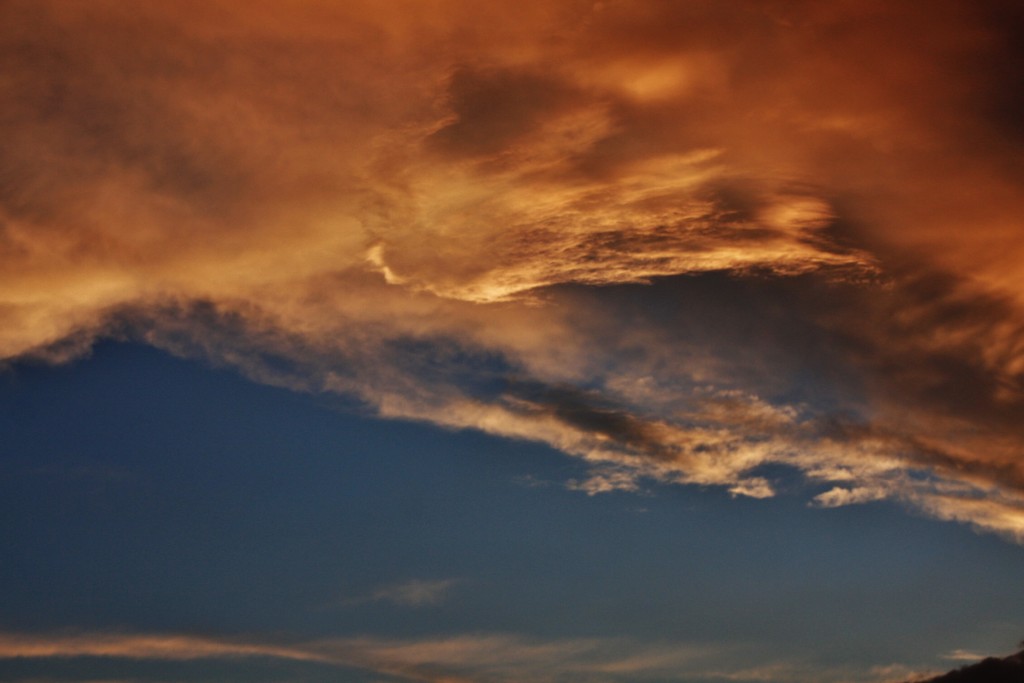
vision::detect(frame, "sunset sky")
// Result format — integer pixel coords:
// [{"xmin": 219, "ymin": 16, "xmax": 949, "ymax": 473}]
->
[{"xmin": 2, "ymin": 1, "xmax": 1024, "ymax": 681}]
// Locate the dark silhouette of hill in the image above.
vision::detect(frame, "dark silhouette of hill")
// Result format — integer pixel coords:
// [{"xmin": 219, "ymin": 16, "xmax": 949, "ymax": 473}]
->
[{"xmin": 910, "ymin": 648, "xmax": 1024, "ymax": 683}]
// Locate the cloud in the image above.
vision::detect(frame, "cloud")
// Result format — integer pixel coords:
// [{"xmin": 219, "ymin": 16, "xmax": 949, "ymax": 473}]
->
[
  {"xmin": 2, "ymin": 0, "xmax": 1024, "ymax": 541},
  {"xmin": 340, "ymin": 579, "xmax": 461, "ymax": 608},
  {"xmin": 0, "ymin": 632, "xmax": 329, "ymax": 665},
  {"xmin": 567, "ymin": 467, "xmax": 645, "ymax": 496},
  {"xmin": 941, "ymin": 650, "xmax": 985, "ymax": 663},
  {"xmin": 0, "ymin": 630, "xmax": 930, "ymax": 683},
  {"xmin": 813, "ymin": 486, "xmax": 888, "ymax": 509}
]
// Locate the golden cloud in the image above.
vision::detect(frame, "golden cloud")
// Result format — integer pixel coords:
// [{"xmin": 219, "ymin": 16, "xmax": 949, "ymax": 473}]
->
[
  {"xmin": 2, "ymin": 0, "xmax": 1023, "ymax": 539},
  {"xmin": 0, "ymin": 630, "xmax": 922, "ymax": 683}
]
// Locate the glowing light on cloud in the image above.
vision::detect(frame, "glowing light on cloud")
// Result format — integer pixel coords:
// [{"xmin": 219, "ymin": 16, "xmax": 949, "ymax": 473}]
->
[
  {"xmin": 2, "ymin": 0, "xmax": 1023, "ymax": 541},
  {"xmin": 0, "ymin": 630, "xmax": 929, "ymax": 683}
]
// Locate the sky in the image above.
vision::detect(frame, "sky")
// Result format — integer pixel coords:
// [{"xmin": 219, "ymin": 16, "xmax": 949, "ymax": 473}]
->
[{"xmin": 1, "ymin": 1, "xmax": 1023, "ymax": 681}]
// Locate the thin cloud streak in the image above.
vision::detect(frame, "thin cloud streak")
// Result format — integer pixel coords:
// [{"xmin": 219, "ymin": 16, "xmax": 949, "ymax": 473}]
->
[
  {"xmin": 0, "ymin": 631, "xmax": 331, "ymax": 665},
  {"xmin": 339, "ymin": 579, "xmax": 462, "ymax": 608},
  {"xmin": 0, "ymin": 631, "xmax": 931, "ymax": 683},
  {"xmin": 2, "ymin": 0, "xmax": 1023, "ymax": 540}
]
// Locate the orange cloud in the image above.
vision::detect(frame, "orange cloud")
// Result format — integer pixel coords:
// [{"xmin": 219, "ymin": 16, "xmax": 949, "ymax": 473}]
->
[
  {"xmin": 0, "ymin": 630, "xmax": 924, "ymax": 683},
  {"xmin": 2, "ymin": 0, "xmax": 1023, "ymax": 540}
]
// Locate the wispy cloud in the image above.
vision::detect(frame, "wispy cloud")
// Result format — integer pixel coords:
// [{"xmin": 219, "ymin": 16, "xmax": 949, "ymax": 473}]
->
[
  {"xmin": 0, "ymin": 631, "xmax": 330, "ymax": 664},
  {"xmin": 0, "ymin": 630, "xmax": 932, "ymax": 683},
  {"xmin": 340, "ymin": 579, "xmax": 462, "ymax": 608},
  {"xmin": 941, "ymin": 650, "xmax": 985, "ymax": 663}
]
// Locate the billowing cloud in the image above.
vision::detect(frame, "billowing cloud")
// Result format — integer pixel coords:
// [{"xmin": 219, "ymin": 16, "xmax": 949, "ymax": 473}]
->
[{"xmin": 2, "ymin": 0, "xmax": 1023, "ymax": 540}]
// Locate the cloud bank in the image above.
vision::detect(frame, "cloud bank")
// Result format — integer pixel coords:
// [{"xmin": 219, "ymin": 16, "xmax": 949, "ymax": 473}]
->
[{"xmin": 2, "ymin": 0, "xmax": 1024, "ymax": 539}]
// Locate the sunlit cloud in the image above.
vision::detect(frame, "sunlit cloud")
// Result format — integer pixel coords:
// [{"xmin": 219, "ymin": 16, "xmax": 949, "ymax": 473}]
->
[
  {"xmin": 0, "ymin": 631, "xmax": 330, "ymax": 664},
  {"xmin": 0, "ymin": 631, "xmax": 935, "ymax": 683},
  {"xmin": 2, "ymin": 0, "xmax": 1023, "ymax": 541},
  {"xmin": 942, "ymin": 650, "xmax": 985, "ymax": 663}
]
